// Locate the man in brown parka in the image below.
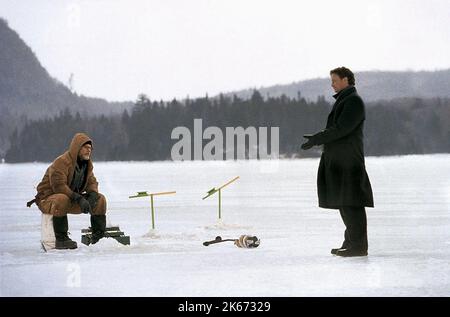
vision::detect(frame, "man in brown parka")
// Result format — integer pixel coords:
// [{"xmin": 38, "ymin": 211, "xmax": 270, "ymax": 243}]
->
[{"xmin": 28, "ymin": 133, "xmax": 107, "ymax": 249}]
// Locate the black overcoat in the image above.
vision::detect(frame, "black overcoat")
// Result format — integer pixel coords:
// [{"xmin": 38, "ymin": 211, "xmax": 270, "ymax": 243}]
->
[{"xmin": 311, "ymin": 86, "xmax": 374, "ymax": 209}]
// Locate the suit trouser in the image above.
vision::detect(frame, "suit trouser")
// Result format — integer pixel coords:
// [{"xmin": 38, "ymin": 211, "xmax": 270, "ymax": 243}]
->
[
  {"xmin": 37, "ymin": 193, "xmax": 107, "ymax": 217},
  {"xmin": 339, "ymin": 206, "xmax": 368, "ymax": 252}
]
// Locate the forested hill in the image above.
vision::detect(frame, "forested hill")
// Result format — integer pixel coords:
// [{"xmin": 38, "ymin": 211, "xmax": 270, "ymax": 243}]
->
[
  {"xmin": 226, "ymin": 69, "xmax": 450, "ymax": 103},
  {"xmin": 5, "ymin": 93, "xmax": 450, "ymax": 162},
  {"xmin": 0, "ymin": 18, "xmax": 133, "ymax": 156},
  {"xmin": 0, "ymin": 18, "xmax": 132, "ymax": 119}
]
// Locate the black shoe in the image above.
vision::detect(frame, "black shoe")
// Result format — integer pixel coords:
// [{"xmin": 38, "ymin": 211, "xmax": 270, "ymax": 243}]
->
[
  {"xmin": 53, "ymin": 215, "xmax": 77, "ymax": 250},
  {"xmin": 55, "ymin": 236, "xmax": 78, "ymax": 249},
  {"xmin": 331, "ymin": 248, "xmax": 345, "ymax": 255},
  {"xmin": 335, "ymin": 248, "xmax": 368, "ymax": 257},
  {"xmin": 331, "ymin": 241, "xmax": 349, "ymax": 255}
]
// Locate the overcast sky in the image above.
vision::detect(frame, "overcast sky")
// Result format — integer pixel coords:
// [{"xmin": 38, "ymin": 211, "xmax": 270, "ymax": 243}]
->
[{"xmin": 1, "ymin": 0, "xmax": 449, "ymax": 102}]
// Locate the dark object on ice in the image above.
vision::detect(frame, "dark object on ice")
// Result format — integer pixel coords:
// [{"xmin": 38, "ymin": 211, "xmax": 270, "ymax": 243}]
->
[
  {"xmin": 335, "ymin": 248, "xmax": 368, "ymax": 257},
  {"xmin": 90, "ymin": 214, "xmax": 106, "ymax": 244},
  {"xmin": 337, "ymin": 207, "xmax": 368, "ymax": 255},
  {"xmin": 203, "ymin": 235, "xmax": 260, "ymax": 248},
  {"xmin": 81, "ymin": 226, "xmax": 130, "ymax": 246},
  {"xmin": 53, "ymin": 215, "xmax": 77, "ymax": 249},
  {"xmin": 203, "ymin": 236, "xmax": 235, "ymax": 246},
  {"xmin": 331, "ymin": 240, "xmax": 349, "ymax": 255},
  {"xmin": 331, "ymin": 248, "xmax": 342, "ymax": 255}
]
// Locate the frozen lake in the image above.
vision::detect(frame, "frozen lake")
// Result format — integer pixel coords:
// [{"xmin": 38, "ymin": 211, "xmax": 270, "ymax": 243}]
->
[{"xmin": 1, "ymin": 154, "xmax": 449, "ymax": 296}]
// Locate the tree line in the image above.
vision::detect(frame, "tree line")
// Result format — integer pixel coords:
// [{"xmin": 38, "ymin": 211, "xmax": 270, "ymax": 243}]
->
[{"xmin": 5, "ymin": 91, "xmax": 450, "ymax": 162}]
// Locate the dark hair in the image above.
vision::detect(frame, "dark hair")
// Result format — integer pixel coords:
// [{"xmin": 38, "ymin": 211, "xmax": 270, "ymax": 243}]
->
[{"xmin": 330, "ymin": 67, "xmax": 355, "ymax": 85}]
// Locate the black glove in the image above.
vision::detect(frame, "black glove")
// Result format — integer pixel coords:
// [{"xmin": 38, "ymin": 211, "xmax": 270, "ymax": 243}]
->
[
  {"xmin": 71, "ymin": 192, "xmax": 92, "ymax": 214},
  {"xmin": 301, "ymin": 141, "xmax": 314, "ymax": 150},
  {"xmin": 85, "ymin": 192, "xmax": 99, "ymax": 211},
  {"xmin": 301, "ymin": 134, "xmax": 315, "ymax": 150}
]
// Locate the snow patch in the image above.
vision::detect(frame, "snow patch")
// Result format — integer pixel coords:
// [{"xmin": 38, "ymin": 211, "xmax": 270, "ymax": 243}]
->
[
  {"xmin": 201, "ymin": 220, "xmax": 252, "ymax": 231},
  {"xmin": 1, "ymin": 156, "xmax": 450, "ymax": 296}
]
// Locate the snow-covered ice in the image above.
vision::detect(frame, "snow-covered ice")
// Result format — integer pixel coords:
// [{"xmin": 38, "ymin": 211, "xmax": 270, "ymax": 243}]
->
[{"xmin": 1, "ymin": 154, "xmax": 449, "ymax": 296}]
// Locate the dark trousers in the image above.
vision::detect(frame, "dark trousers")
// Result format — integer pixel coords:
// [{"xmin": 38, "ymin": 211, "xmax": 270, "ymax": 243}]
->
[{"xmin": 339, "ymin": 206, "xmax": 368, "ymax": 252}]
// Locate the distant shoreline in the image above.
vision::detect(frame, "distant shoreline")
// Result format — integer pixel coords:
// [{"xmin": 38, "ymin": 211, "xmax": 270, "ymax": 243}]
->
[{"xmin": 2, "ymin": 152, "xmax": 449, "ymax": 165}]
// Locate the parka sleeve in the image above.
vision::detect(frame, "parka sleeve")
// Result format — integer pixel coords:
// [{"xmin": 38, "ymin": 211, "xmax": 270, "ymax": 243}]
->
[
  {"xmin": 48, "ymin": 161, "xmax": 74, "ymax": 198},
  {"xmin": 311, "ymin": 96, "xmax": 365, "ymax": 145},
  {"xmin": 86, "ymin": 174, "xmax": 99, "ymax": 193}
]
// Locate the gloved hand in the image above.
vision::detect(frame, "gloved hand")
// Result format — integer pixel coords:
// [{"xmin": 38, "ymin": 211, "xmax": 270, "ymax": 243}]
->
[
  {"xmin": 301, "ymin": 142, "xmax": 314, "ymax": 150},
  {"xmin": 79, "ymin": 197, "xmax": 92, "ymax": 214},
  {"xmin": 85, "ymin": 192, "xmax": 99, "ymax": 211},
  {"xmin": 301, "ymin": 134, "xmax": 315, "ymax": 150},
  {"xmin": 71, "ymin": 192, "xmax": 92, "ymax": 214}
]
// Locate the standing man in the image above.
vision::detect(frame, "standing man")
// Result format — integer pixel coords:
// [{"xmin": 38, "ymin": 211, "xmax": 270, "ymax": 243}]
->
[
  {"xmin": 27, "ymin": 133, "xmax": 107, "ymax": 249},
  {"xmin": 301, "ymin": 67, "xmax": 374, "ymax": 257}
]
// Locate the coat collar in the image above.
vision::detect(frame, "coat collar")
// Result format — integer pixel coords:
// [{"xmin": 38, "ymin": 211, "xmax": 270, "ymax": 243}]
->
[{"xmin": 333, "ymin": 85, "xmax": 356, "ymax": 100}]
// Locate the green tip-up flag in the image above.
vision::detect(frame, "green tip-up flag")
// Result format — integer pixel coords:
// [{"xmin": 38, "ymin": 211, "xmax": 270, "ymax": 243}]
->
[
  {"xmin": 129, "ymin": 191, "xmax": 151, "ymax": 198},
  {"xmin": 129, "ymin": 191, "xmax": 176, "ymax": 230},
  {"xmin": 202, "ymin": 176, "xmax": 239, "ymax": 219}
]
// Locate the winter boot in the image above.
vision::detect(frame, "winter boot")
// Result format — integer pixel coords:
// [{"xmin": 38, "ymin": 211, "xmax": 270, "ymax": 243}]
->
[
  {"xmin": 335, "ymin": 248, "xmax": 368, "ymax": 257},
  {"xmin": 90, "ymin": 215, "xmax": 106, "ymax": 244},
  {"xmin": 331, "ymin": 248, "xmax": 343, "ymax": 255},
  {"xmin": 331, "ymin": 241, "xmax": 349, "ymax": 255},
  {"xmin": 53, "ymin": 215, "xmax": 77, "ymax": 249}
]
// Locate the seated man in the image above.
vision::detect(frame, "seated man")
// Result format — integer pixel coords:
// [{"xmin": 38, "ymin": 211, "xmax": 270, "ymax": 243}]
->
[{"xmin": 28, "ymin": 133, "xmax": 107, "ymax": 249}]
